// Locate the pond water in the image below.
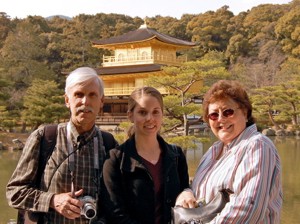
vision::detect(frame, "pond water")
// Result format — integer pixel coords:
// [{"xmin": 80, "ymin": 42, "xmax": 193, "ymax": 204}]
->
[{"xmin": 0, "ymin": 135, "xmax": 299, "ymax": 223}]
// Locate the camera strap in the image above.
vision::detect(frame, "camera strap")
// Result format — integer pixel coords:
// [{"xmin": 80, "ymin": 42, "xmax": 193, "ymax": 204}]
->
[{"xmin": 66, "ymin": 122, "xmax": 102, "ymax": 198}]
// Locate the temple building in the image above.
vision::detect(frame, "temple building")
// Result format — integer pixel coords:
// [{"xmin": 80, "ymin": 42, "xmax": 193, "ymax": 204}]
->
[{"xmin": 91, "ymin": 23, "xmax": 195, "ymax": 123}]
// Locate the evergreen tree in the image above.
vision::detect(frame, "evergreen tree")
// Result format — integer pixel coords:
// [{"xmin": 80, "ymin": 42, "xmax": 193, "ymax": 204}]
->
[{"xmin": 21, "ymin": 79, "xmax": 68, "ymax": 130}]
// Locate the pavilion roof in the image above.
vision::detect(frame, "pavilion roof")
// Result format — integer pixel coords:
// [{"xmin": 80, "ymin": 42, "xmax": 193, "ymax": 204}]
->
[{"xmin": 92, "ymin": 25, "xmax": 195, "ymax": 48}]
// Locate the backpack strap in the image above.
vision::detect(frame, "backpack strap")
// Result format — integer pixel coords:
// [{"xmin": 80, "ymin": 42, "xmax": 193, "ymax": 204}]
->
[
  {"xmin": 35, "ymin": 124, "xmax": 58, "ymax": 187},
  {"xmin": 101, "ymin": 130, "xmax": 119, "ymax": 154},
  {"xmin": 35, "ymin": 125, "xmax": 116, "ymax": 187},
  {"xmin": 18, "ymin": 124, "xmax": 58, "ymax": 224},
  {"xmin": 18, "ymin": 125, "xmax": 116, "ymax": 224}
]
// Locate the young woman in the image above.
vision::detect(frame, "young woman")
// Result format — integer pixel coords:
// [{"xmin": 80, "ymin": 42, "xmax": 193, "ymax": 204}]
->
[{"xmin": 102, "ymin": 86, "xmax": 189, "ymax": 224}]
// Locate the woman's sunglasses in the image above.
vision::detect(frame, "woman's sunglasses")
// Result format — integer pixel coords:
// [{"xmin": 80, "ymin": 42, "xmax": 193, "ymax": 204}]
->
[{"xmin": 207, "ymin": 108, "xmax": 236, "ymax": 121}]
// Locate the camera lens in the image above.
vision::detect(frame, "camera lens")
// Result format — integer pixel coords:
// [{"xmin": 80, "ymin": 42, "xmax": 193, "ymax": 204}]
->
[
  {"xmin": 79, "ymin": 196, "xmax": 97, "ymax": 219},
  {"xmin": 84, "ymin": 204, "xmax": 96, "ymax": 219},
  {"xmin": 82, "ymin": 203, "xmax": 96, "ymax": 219}
]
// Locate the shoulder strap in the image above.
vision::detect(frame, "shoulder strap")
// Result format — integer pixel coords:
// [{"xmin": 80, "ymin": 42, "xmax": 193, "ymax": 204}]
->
[
  {"xmin": 18, "ymin": 124, "xmax": 58, "ymax": 224},
  {"xmin": 34, "ymin": 126, "xmax": 115, "ymax": 186},
  {"xmin": 101, "ymin": 130, "xmax": 118, "ymax": 154},
  {"xmin": 35, "ymin": 124, "xmax": 58, "ymax": 187}
]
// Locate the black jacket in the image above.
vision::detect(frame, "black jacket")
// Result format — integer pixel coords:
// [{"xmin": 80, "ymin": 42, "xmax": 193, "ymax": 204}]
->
[{"xmin": 101, "ymin": 135, "xmax": 189, "ymax": 224}]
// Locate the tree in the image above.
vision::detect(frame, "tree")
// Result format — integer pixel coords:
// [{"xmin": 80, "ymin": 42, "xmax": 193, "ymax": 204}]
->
[
  {"xmin": 275, "ymin": 5, "xmax": 300, "ymax": 58},
  {"xmin": 146, "ymin": 51, "xmax": 230, "ymax": 136},
  {"xmin": 275, "ymin": 82, "xmax": 300, "ymax": 125},
  {"xmin": 227, "ymin": 4, "xmax": 287, "ymax": 83},
  {"xmin": 243, "ymin": 4, "xmax": 287, "ymax": 40},
  {"xmin": 0, "ymin": 78, "xmax": 11, "ymax": 104},
  {"xmin": 226, "ymin": 34, "xmax": 250, "ymax": 63},
  {"xmin": 187, "ymin": 6, "xmax": 234, "ymax": 55},
  {"xmin": 165, "ymin": 135, "xmax": 199, "ymax": 153},
  {"xmin": 275, "ymin": 57, "xmax": 300, "ymax": 84},
  {"xmin": 21, "ymin": 79, "xmax": 68, "ymax": 130},
  {"xmin": 251, "ymin": 86, "xmax": 281, "ymax": 129},
  {"xmin": 1, "ymin": 16, "xmax": 56, "ymax": 85},
  {"xmin": 273, "ymin": 58, "xmax": 300, "ymax": 125},
  {"xmin": 147, "ymin": 16, "xmax": 190, "ymax": 41},
  {"xmin": 0, "ymin": 78, "xmax": 15, "ymax": 131},
  {"xmin": 229, "ymin": 39, "xmax": 286, "ymax": 89},
  {"xmin": 0, "ymin": 12, "xmax": 12, "ymax": 48},
  {"xmin": 251, "ymin": 78, "xmax": 300, "ymax": 128}
]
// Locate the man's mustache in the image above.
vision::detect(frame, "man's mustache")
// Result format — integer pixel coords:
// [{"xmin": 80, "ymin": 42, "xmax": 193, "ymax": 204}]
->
[{"xmin": 76, "ymin": 106, "xmax": 94, "ymax": 114}]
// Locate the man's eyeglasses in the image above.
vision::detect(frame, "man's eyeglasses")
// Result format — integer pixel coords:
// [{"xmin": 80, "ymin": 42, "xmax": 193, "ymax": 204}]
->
[{"xmin": 207, "ymin": 108, "xmax": 237, "ymax": 121}]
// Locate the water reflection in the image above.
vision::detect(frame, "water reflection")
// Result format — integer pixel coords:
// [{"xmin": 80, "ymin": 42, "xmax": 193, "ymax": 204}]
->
[
  {"xmin": 0, "ymin": 150, "xmax": 21, "ymax": 223},
  {"xmin": 1, "ymin": 136, "xmax": 299, "ymax": 223},
  {"xmin": 272, "ymin": 136, "xmax": 300, "ymax": 224}
]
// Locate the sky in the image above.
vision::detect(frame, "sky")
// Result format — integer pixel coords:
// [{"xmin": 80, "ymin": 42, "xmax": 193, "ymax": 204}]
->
[{"xmin": 1, "ymin": 0, "xmax": 291, "ymax": 19}]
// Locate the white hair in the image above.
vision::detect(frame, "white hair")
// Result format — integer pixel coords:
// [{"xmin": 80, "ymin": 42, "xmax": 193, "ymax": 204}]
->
[{"xmin": 65, "ymin": 67, "xmax": 104, "ymax": 97}]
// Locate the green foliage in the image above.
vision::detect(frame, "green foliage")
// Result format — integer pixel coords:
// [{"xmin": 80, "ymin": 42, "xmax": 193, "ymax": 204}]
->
[
  {"xmin": 2, "ymin": 18, "xmax": 49, "ymax": 62},
  {"xmin": 187, "ymin": 6, "xmax": 234, "ymax": 55},
  {"xmin": 165, "ymin": 135, "xmax": 209, "ymax": 151},
  {"xmin": 113, "ymin": 133, "xmax": 127, "ymax": 145},
  {"xmin": 0, "ymin": 78, "xmax": 12, "ymax": 104},
  {"xmin": 146, "ymin": 52, "xmax": 229, "ymax": 135},
  {"xmin": 1, "ymin": 1, "xmax": 300, "ymax": 130},
  {"xmin": 147, "ymin": 16, "xmax": 190, "ymax": 41},
  {"xmin": 275, "ymin": 5, "xmax": 300, "ymax": 58},
  {"xmin": 0, "ymin": 12, "xmax": 12, "ymax": 48},
  {"xmin": 250, "ymin": 64, "xmax": 300, "ymax": 127},
  {"xmin": 162, "ymin": 117, "xmax": 182, "ymax": 132},
  {"xmin": 275, "ymin": 82, "xmax": 300, "ymax": 125},
  {"xmin": 275, "ymin": 57, "xmax": 300, "ymax": 83},
  {"xmin": 243, "ymin": 4, "xmax": 286, "ymax": 39},
  {"xmin": 0, "ymin": 106, "xmax": 17, "ymax": 130},
  {"xmin": 21, "ymin": 79, "xmax": 68, "ymax": 129},
  {"xmin": 251, "ymin": 86, "xmax": 282, "ymax": 128}
]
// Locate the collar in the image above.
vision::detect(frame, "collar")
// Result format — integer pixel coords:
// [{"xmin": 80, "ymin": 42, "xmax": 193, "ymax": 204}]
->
[
  {"xmin": 212, "ymin": 124, "xmax": 257, "ymax": 159},
  {"xmin": 69, "ymin": 121, "xmax": 96, "ymax": 146},
  {"xmin": 119, "ymin": 134, "xmax": 177, "ymax": 171}
]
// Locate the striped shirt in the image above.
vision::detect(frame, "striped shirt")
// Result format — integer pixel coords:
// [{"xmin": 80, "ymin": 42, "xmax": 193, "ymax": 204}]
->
[
  {"xmin": 7, "ymin": 122, "xmax": 106, "ymax": 224},
  {"xmin": 191, "ymin": 124, "xmax": 283, "ymax": 223}
]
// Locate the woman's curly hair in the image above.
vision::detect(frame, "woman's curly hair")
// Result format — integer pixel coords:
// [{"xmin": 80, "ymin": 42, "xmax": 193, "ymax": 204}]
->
[{"xmin": 202, "ymin": 80, "xmax": 255, "ymax": 127}]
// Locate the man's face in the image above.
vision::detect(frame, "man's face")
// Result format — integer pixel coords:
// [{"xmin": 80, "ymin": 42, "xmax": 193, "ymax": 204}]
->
[{"xmin": 65, "ymin": 79, "xmax": 104, "ymax": 131}]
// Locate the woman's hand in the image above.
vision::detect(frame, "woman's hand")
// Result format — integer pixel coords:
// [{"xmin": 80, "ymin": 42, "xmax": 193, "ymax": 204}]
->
[{"xmin": 175, "ymin": 190, "xmax": 197, "ymax": 208}]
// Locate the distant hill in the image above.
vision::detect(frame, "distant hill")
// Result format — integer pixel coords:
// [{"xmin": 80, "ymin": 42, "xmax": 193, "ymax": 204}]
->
[{"xmin": 46, "ymin": 15, "xmax": 72, "ymax": 20}]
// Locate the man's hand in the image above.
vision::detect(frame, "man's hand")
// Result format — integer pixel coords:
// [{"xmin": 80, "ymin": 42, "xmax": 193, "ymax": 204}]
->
[
  {"xmin": 50, "ymin": 189, "xmax": 84, "ymax": 219},
  {"xmin": 175, "ymin": 190, "xmax": 198, "ymax": 208}
]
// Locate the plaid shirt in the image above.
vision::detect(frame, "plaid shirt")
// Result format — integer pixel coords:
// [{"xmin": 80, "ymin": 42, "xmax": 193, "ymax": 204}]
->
[{"xmin": 7, "ymin": 122, "xmax": 106, "ymax": 224}]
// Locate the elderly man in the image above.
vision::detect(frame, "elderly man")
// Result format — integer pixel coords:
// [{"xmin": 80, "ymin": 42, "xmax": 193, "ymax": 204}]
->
[{"xmin": 7, "ymin": 67, "xmax": 118, "ymax": 223}]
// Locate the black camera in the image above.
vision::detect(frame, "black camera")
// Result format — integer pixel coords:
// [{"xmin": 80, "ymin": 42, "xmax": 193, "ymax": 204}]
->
[{"xmin": 78, "ymin": 196, "xmax": 97, "ymax": 219}]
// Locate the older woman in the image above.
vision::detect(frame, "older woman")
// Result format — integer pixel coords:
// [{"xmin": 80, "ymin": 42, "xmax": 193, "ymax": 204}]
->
[{"xmin": 175, "ymin": 80, "xmax": 283, "ymax": 223}]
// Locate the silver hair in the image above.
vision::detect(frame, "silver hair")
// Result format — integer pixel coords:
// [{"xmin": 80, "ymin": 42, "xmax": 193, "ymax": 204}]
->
[{"xmin": 65, "ymin": 67, "xmax": 104, "ymax": 97}]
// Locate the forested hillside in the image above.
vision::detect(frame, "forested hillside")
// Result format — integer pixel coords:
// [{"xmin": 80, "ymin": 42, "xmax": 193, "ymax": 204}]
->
[{"xmin": 1, "ymin": 0, "xmax": 300, "ymax": 130}]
